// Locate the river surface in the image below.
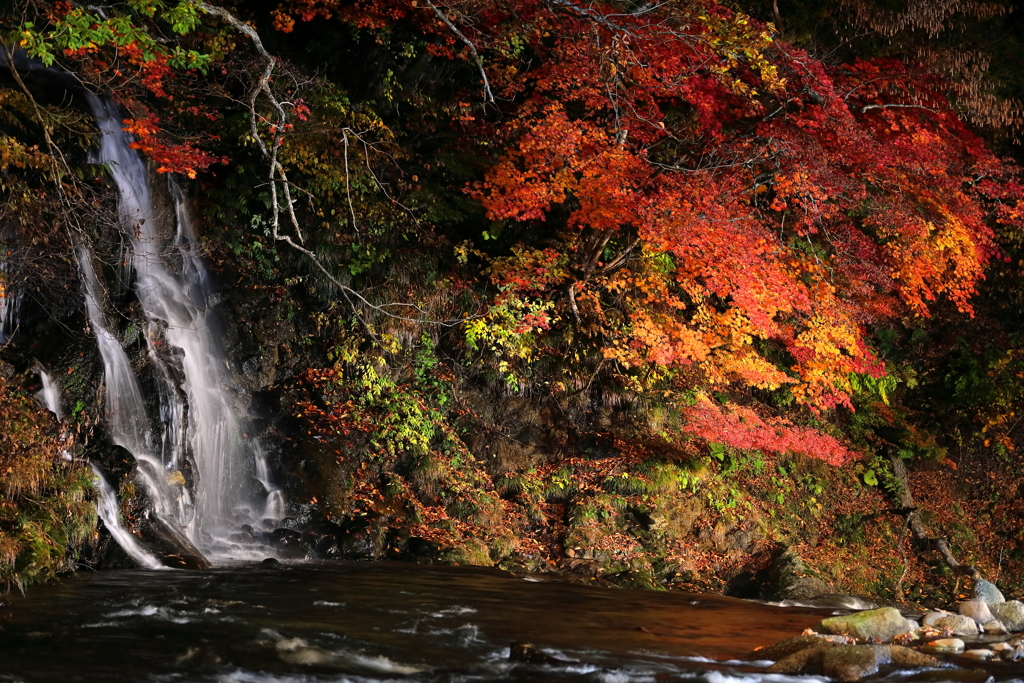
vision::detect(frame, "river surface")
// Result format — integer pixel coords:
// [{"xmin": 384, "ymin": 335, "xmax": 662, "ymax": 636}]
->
[{"xmin": 0, "ymin": 562, "xmax": 1007, "ymax": 683}]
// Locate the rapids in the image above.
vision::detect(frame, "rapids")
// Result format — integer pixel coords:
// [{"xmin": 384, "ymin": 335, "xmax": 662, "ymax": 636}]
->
[{"xmin": 6, "ymin": 562, "xmax": 1022, "ymax": 683}]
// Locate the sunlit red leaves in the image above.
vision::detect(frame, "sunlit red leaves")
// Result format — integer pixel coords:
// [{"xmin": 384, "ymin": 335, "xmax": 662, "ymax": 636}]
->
[
  {"xmin": 683, "ymin": 395, "xmax": 855, "ymax": 466},
  {"xmin": 122, "ymin": 113, "xmax": 224, "ymax": 178}
]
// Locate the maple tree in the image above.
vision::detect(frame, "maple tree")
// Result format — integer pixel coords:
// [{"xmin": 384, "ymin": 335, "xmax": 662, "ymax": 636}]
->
[
  {"xmin": 266, "ymin": 0, "xmax": 1023, "ymax": 463},
  {"xmin": 5, "ymin": 0, "xmax": 1024, "ymax": 594}
]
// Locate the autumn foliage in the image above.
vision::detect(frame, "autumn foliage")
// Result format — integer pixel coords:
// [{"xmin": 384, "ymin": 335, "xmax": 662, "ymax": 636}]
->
[{"xmin": 271, "ymin": 0, "xmax": 1022, "ymax": 463}]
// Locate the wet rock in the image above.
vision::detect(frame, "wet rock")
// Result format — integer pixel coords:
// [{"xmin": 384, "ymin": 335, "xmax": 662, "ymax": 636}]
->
[
  {"xmin": 888, "ymin": 647, "xmax": 939, "ymax": 668},
  {"xmin": 143, "ymin": 513, "xmax": 212, "ymax": 570},
  {"xmin": 973, "ymin": 579, "xmax": 1005, "ymax": 605},
  {"xmin": 990, "ymin": 600, "xmax": 1024, "ymax": 632},
  {"xmin": 982, "ymin": 620, "xmax": 1007, "ymax": 635},
  {"xmin": 960, "ymin": 649, "xmax": 995, "ymax": 661},
  {"xmin": 509, "ymin": 642, "xmax": 575, "ymax": 665},
  {"xmin": 992, "ymin": 641, "xmax": 1014, "ymax": 654},
  {"xmin": 958, "ymin": 600, "xmax": 994, "ymax": 624},
  {"xmin": 820, "ymin": 607, "xmax": 912, "ymax": 642},
  {"xmin": 753, "ymin": 635, "xmax": 839, "ymax": 662},
  {"xmin": 260, "ymin": 557, "xmax": 282, "ymax": 568},
  {"xmin": 933, "ymin": 615, "xmax": 979, "ymax": 636},
  {"xmin": 822, "ymin": 645, "xmax": 888, "ymax": 681},
  {"xmin": 922, "ymin": 611, "xmax": 952, "ymax": 627},
  {"xmin": 767, "ymin": 548, "xmax": 832, "ymax": 601},
  {"xmin": 766, "ymin": 644, "xmax": 832, "ymax": 674},
  {"xmin": 920, "ymin": 638, "xmax": 965, "ymax": 654}
]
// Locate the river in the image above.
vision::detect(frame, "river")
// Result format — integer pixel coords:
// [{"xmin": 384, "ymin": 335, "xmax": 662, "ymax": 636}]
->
[{"xmin": 4, "ymin": 562, "xmax": 1013, "ymax": 683}]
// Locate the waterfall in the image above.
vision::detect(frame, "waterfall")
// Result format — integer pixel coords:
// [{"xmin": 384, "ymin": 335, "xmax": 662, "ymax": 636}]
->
[
  {"xmin": 81, "ymin": 94, "xmax": 281, "ymax": 562},
  {"xmin": 89, "ymin": 464, "xmax": 164, "ymax": 569},
  {"xmin": 36, "ymin": 367, "xmax": 63, "ymax": 421},
  {"xmin": 0, "ymin": 258, "xmax": 22, "ymax": 344}
]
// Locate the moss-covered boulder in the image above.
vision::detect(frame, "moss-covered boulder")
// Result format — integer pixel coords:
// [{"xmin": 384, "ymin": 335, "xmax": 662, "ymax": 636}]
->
[{"xmin": 820, "ymin": 607, "xmax": 912, "ymax": 642}]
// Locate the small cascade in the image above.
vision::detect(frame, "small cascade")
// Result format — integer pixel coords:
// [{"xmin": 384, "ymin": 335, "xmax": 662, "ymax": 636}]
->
[
  {"xmin": 0, "ymin": 258, "xmax": 22, "ymax": 344},
  {"xmin": 89, "ymin": 464, "xmax": 164, "ymax": 570},
  {"xmin": 81, "ymin": 94, "xmax": 281, "ymax": 563},
  {"xmin": 36, "ymin": 367, "xmax": 63, "ymax": 420},
  {"xmin": 78, "ymin": 245, "xmax": 186, "ymax": 526}
]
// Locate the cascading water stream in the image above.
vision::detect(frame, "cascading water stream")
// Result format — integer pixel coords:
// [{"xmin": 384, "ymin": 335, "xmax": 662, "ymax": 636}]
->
[
  {"xmin": 37, "ymin": 367, "xmax": 62, "ymax": 421},
  {"xmin": 80, "ymin": 94, "xmax": 282, "ymax": 562},
  {"xmin": 89, "ymin": 465, "xmax": 164, "ymax": 570}
]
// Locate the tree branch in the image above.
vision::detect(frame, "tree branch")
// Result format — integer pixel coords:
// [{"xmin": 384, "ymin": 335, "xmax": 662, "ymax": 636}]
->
[{"xmin": 424, "ymin": 0, "xmax": 495, "ymax": 105}]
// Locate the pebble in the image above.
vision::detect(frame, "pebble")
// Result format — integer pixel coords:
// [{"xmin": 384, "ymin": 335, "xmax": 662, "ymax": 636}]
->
[
  {"xmin": 992, "ymin": 642, "xmax": 1014, "ymax": 653},
  {"xmin": 961, "ymin": 649, "xmax": 995, "ymax": 661},
  {"xmin": 921, "ymin": 638, "xmax": 965, "ymax": 653}
]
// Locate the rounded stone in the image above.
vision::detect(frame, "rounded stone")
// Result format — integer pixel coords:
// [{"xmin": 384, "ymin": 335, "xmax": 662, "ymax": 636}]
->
[
  {"xmin": 990, "ymin": 601, "xmax": 1024, "ymax": 632},
  {"xmin": 820, "ymin": 607, "xmax": 912, "ymax": 643},
  {"xmin": 973, "ymin": 579, "xmax": 1005, "ymax": 605},
  {"xmin": 922, "ymin": 611, "xmax": 952, "ymax": 627},
  {"xmin": 921, "ymin": 638, "xmax": 965, "ymax": 654},
  {"xmin": 934, "ymin": 615, "xmax": 979, "ymax": 636},
  {"xmin": 959, "ymin": 600, "xmax": 994, "ymax": 624},
  {"xmin": 961, "ymin": 649, "xmax": 995, "ymax": 661}
]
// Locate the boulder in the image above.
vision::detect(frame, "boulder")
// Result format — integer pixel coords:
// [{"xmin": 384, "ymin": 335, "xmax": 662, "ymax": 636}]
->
[
  {"xmin": 958, "ymin": 600, "xmax": 994, "ymax": 624},
  {"xmin": 822, "ymin": 645, "xmax": 887, "ymax": 681},
  {"xmin": 779, "ymin": 645, "xmax": 939, "ymax": 682},
  {"xmin": 767, "ymin": 644, "xmax": 833, "ymax": 675},
  {"xmin": 767, "ymin": 548, "xmax": 832, "ymax": 600},
  {"xmin": 821, "ymin": 607, "xmax": 912, "ymax": 642},
  {"xmin": 973, "ymin": 579, "xmax": 1005, "ymax": 605},
  {"xmin": 990, "ymin": 601, "xmax": 1024, "ymax": 632},
  {"xmin": 753, "ymin": 635, "xmax": 839, "ymax": 662},
  {"xmin": 934, "ymin": 615, "xmax": 979, "ymax": 636},
  {"xmin": 888, "ymin": 647, "xmax": 939, "ymax": 667}
]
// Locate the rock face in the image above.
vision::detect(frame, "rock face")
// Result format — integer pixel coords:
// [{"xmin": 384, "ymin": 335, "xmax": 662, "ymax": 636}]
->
[
  {"xmin": 959, "ymin": 600, "xmax": 994, "ymax": 624},
  {"xmin": 990, "ymin": 601, "xmax": 1024, "ymax": 632},
  {"xmin": 934, "ymin": 614, "xmax": 980, "ymax": 636},
  {"xmin": 767, "ymin": 548, "xmax": 832, "ymax": 600},
  {"xmin": 973, "ymin": 579, "xmax": 1005, "ymax": 605},
  {"xmin": 820, "ymin": 607, "xmax": 912, "ymax": 642}
]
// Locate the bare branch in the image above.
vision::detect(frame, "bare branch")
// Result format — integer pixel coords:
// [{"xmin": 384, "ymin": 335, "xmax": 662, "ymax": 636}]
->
[
  {"xmin": 193, "ymin": 2, "xmax": 473, "ymax": 329},
  {"xmin": 424, "ymin": 0, "xmax": 495, "ymax": 105}
]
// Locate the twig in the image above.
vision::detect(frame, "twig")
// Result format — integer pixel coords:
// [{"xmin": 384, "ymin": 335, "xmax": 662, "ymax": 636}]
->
[{"xmin": 424, "ymin": 0, "xmax": 495, "ymax": 104}]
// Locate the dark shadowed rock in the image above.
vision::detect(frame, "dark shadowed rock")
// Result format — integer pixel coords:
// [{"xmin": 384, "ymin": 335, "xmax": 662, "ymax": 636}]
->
[
  {"xmin": 822, "ymin": 645, "xmax": 888, "ymax": 681},
  {"xmin": 509, "ymin": 642, "xmax": 575, "ymax": 665},
  {"xmin": 753, "ymin": 635, "xmax": 839, "ymax": 662},
  {"xmin": 142, "ymin": 513, "xmax": 211, "ymax": 570}
]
